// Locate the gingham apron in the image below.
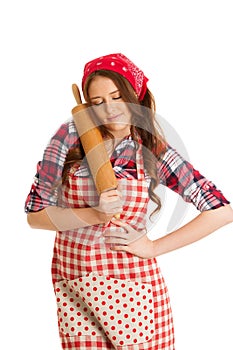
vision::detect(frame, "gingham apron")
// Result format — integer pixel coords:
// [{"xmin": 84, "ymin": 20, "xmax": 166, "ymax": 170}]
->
[{"xmin": 52, "ymin": 144, "xmax": 175, "ymax": 349}]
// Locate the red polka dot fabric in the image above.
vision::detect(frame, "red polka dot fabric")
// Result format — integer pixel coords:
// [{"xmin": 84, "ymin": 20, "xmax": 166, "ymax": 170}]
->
[{"xmin": 56, "ymin": 273, "xmax": 155, "ymax": 348}]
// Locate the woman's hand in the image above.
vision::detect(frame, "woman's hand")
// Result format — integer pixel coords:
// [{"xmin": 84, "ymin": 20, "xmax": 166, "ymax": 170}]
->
[
  {"xmin": 95, "ymin": 189, "xmax": 123, "ymax": 221},
  {"xmin": 103, "ymin": 219, "xmax": 156, "ymax": 259}
]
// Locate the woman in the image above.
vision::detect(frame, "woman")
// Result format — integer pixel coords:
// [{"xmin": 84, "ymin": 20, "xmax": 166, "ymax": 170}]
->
[{"xmin": 25, "ymin": 53, "xmax": 233, "ymax": 349}]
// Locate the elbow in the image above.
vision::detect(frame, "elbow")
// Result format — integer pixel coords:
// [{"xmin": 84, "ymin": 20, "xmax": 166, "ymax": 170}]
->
[
  {"xmin": 221, "ymin": 204, "xmax": 233, "ymax": 225},
  {"xmin": 27, "ymin": 212, "xmax": 42, "ymax": 229},
  {"xmin": 26, "ymin": 208, "xmax": 55, "ymax": 231},
  {"xmin": 204, "ymin": 204, "xmax": 233, "ymax": 228},
  {"xmin": 227, "ymin": 205, "xmax": 233, "ymax": 224},
  {"xmin": 27, "ymin": 212, "xmax": 36, "ymax": 229}
]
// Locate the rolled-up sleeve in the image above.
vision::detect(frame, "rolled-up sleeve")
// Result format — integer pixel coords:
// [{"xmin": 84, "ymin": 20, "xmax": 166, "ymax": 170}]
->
[
  {"xmin": 157, "ymin": 144, "xmax": 230, "ymax": 211},
  {"xmin": 24, "ymin": 120, "xmax": 79, "ymax": 213}
]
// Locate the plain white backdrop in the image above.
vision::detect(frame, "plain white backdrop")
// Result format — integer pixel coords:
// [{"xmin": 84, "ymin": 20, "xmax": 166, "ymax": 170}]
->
[{"xmin": 0, "ymin": 1, "xmax": 232, "ymax": 349}]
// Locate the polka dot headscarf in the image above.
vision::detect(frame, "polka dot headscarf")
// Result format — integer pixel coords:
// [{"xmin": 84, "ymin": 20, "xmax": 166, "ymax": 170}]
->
[{"xmin": 82, "ymin": 53, "xmax": 149, "ymax": 101}]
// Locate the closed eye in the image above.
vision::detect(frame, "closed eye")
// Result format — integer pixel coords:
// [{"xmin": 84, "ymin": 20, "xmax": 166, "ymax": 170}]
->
[
  {"xmin": 112, "ymin": 96, "xmax": 122, "ymax": 100},
  {"xmin": 92, "ymin": 95, "xmax": 122, "ymax": 107},
  {"xmin": 93, "ymin": 101, "xmax": 103, "ymax": 106}
]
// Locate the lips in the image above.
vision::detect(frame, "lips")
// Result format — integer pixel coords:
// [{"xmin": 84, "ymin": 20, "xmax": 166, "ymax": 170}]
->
[{"xmin": 106, "ymin": 114, "xmax": 122, "ymax": 122}]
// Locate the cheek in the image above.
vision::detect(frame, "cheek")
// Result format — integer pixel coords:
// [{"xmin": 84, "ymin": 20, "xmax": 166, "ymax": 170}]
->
[
  {"xmin": 124, "ymin": 107, "xmax": 132, "ymax": 121},
  {"xmin": 92, "ymin": 108, "xmax": 105, "ymax": 122}
]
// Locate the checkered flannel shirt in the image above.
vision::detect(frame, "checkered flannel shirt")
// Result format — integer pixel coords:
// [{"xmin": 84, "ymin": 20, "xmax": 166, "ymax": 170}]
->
[{"xmin": 24, "ymin": 119, "xmax": 230, "ymax": 213}]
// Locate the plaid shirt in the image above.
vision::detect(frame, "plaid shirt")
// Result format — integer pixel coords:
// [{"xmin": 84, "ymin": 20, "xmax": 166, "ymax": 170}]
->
[{"xmin": 24, "ymin": 119, "xmax": 230, "ymax": 213}]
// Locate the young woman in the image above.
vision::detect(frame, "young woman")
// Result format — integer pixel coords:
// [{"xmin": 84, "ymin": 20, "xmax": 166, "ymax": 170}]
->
[{"xmin": 25, "ymin": 53, "xmax": 233, "ymax": 349}]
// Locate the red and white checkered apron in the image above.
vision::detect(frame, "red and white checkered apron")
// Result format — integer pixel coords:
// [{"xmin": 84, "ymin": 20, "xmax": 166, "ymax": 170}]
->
[{"xmin": 52, "ymin": 144, "xmax": 175, "ymax": 349}]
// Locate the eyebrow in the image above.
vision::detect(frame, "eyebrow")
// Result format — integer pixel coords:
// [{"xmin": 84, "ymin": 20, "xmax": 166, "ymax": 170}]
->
[{"xmin": 90, "ymin": 89, "xmax": 120, "ymax": 100}]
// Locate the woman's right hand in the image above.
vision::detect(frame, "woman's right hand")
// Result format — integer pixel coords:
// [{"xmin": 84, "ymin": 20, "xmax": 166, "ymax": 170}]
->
[{"xmin": 95, "ymin": 189, "xmax": 123, "ymax": 220}]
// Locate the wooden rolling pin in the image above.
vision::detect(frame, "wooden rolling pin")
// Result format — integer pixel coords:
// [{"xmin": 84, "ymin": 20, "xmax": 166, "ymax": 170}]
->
[{"xmin": 71, "ymin": 84, "xmax": 118, "ymax": 195}]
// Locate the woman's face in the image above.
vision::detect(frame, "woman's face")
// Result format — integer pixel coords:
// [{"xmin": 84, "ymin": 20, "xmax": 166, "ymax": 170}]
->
[{"xmin": 88, "ymin": 75, "xmax": 132, "ymax": 139}]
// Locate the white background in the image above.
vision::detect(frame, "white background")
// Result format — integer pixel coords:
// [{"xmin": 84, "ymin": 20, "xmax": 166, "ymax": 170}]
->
[{"xmin": 0, "ymin": 1, "xmax": 232, "ymax": 349}]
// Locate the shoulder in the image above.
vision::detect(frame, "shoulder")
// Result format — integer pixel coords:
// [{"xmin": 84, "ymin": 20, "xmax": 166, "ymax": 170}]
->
[
  {"xmin": 52, "ymin": 118, "xmax": 77, "ymax": 139},
  {"xmin": 47, "ymin": 118, "xmax": 80, "ymax": 148}
]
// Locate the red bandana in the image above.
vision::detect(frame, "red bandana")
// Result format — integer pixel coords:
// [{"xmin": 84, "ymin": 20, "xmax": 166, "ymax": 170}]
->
[{"xmin": 82, "ymin": 53, "xmax": 149, "ymax": 101}]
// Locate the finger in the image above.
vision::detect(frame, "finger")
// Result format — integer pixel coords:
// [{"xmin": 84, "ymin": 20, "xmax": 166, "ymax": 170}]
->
[
  {"xmin": 110, "ymin": 218, "xmax": 132, "ymax": 231},
  {"xmin": 110, "ymin": 244, "xmax": 130, "ymax": 252},
  {"xmin": 95, "ymin": 205, "xmax": 122, "ymax": 213},
  {"xmin": 110, "ymin": 218, "xmax": 127, "ymax": 226},
  {"xmin": 104, "ymin": 231, "xmax": 128, "ymax": 239},
  {"xmin": 105, "ymin": 237, "xmax": 128, "ymax": 245},
  {"xmin": 101, "ymin": 189, "xmax": 122, "ymax": 198},
  {"xmin": 115, "ymin": 189, "xmax": 123, "ymax": 198},
  {"xmin": 101, "ymin": 197, "xmax": 122, "ymax": 204},
  {"xmin": 116, "ymin": 182, "xmax": 124, "ymax": 194},
  {"xmin": 107, "ymin": 205, "xmax": 123, "ymax": 212}
]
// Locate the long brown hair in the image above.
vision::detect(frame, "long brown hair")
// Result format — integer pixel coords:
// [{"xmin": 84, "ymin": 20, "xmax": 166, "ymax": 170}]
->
[{"xmin": 63, "ymin": 70, "xmax": 167, "ymax": 215}]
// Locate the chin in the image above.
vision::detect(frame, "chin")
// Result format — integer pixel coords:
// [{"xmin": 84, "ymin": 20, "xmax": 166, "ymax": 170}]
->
[
  {"xmin": 105, "ymin": 124, "xmax": 130, "ymax": 137},
  {"xmin": 107, "ymin": 122, "xmax": 129, "ymax": 129}
]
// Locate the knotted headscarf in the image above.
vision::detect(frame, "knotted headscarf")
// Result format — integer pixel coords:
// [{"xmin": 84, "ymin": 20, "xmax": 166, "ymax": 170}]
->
[{"xmin": 82, "ymin": 53, "xmax": 149, "ymax": 101}]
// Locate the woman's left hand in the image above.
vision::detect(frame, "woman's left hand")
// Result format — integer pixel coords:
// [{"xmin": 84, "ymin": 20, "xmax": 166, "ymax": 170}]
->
[{"xmin": 103, "ymin": 218, "xmax": 156, "ymax": 259}]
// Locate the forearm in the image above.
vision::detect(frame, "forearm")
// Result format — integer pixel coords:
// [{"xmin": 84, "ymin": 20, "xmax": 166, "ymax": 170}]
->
[
  {"xmin": 153, "ymin": 204, "xmax": 233, "ymax": 257},
  {"xmin": 27, "ymin": 206, "xmax": 111, "ymax": 231}
]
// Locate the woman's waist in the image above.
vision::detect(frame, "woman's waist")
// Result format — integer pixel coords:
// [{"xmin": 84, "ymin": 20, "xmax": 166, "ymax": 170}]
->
[{"xmin": 54, "ymin": 234, "xmax": 159, "ymax": 282}]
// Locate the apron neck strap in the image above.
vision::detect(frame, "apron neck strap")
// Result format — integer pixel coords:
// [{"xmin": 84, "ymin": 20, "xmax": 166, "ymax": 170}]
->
[{"xmin": 135, "ymin": 143, "xmax": 145, "ymax": 180}]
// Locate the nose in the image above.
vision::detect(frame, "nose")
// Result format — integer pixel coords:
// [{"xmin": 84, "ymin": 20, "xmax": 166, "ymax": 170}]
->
[{"xmin": 104, "ymin": 101, "xmax": 115, "ymax": 115}]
